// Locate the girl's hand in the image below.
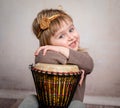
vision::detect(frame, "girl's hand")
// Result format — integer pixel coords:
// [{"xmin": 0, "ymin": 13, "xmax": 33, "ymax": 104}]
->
[
  {"xmin": 79, "ymin": 69, "xmax": 85, "ymax": 86},
  {"xmin": 35, "ymin": 45, "xmax": 69, "ymax": 58}
]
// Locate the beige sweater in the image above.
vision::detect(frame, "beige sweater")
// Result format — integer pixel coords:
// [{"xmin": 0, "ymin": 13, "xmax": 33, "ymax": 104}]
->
[{"xmin": 35, "ymin": 49, "xmax": 94, "ymax": 102}]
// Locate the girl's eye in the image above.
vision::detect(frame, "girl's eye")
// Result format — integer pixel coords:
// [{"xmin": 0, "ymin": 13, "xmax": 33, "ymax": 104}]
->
[
  {"xmin": 58, "ymin": 34, "xmax": 64, "ymax": 39},
  {"xmin": 69, "ymin": 27, "xmax": 74, "ymax": 32}
]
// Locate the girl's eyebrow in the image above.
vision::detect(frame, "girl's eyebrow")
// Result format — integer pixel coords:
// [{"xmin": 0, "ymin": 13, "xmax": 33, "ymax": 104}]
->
[
  {"xmin": 55, "ymin": 23, "xmax": 74, "ymax": 36},
  {"xmin": 54, "ymin": 29, "xmax": 64, "ymax": 37},
  {"xmin": 70, "ymin": 24, "xmax": 74, "ymax": 27}
]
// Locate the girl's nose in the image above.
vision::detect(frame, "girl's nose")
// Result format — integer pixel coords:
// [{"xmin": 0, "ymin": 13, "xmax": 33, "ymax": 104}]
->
[{"xmin": 68, "ymin": 34, "xmax": 74, "ymax": 41}]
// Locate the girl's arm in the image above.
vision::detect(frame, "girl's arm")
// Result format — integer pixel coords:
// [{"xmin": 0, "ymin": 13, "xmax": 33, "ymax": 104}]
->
[
  {"xmin": 35, "ymin": 50, "xmax": 67, "ymax": 64},
  {"xmin": 67, "ymin": 49, "xmax": 94, "ymax": 74},
  {"xmin": 35, "ymin": 45, "xmax": 94, "ymax": 74},
  {"xmin": 35, "ymin": 45, "xmax": 69, "ymax": 58}
]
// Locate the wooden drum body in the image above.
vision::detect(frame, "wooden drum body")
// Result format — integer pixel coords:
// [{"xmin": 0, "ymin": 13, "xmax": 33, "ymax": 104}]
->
[{"xmin": 30, "ymin": 63, "xmax": 81, "ymax": 108}]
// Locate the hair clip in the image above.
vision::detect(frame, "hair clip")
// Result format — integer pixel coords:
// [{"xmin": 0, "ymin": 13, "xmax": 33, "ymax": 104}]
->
[{"xmin": 39, "ymin": 14, "xmax": 60, "ymax": 30}]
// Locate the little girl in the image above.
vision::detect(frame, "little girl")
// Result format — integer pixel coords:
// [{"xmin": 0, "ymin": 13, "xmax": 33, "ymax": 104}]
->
[{"xmin": 19, "ymin": 8, "xmax": 94, "ymax": 108}]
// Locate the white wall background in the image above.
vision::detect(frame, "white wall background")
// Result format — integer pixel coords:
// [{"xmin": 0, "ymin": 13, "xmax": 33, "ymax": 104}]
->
[{"xmin": 0, "ymin": 0, "xmax": 120, "ymax": 100}]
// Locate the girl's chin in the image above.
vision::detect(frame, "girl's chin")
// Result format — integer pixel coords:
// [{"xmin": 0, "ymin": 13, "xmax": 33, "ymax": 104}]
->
[{"xmin": 69, "ymin": 43, "xmax": 79, "ymax": 51}]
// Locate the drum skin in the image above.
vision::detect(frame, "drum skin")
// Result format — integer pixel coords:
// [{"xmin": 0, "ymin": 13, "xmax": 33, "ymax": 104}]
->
[{"xmin": 31, "ymin": 63, "xmax": 81, "ymax": 108}]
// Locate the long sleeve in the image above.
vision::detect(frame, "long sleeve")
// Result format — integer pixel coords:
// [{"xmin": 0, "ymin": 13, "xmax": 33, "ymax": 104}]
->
[
  {"xmin": 67, "ymin": 49, "xmax": 94, "ymax": 74},
  {"xmin": 35, "ymin": 50, "xmax": 67, "ymax": 64}
]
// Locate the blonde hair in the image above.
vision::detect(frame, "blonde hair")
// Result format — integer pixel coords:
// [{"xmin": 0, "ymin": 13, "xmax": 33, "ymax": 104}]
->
[{"xmin": 32, "ymin": 9, "xmax": 73, "ymax": 46}]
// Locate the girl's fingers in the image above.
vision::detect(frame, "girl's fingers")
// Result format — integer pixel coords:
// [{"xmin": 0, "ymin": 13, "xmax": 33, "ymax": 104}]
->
[
  {"xmin": 34, "ymin": 45, "xmax": 59, "ymax": 56},
  {"xmin": 34, "ymin": 48, "xmax": 42, "ymax": 56},
  {"xmin": 42, "ymin": 48, "xmax": 48, "ymax": 56},
  {"xmin": 34, "ymin": 50, "xmax": 38, "ymax": 56},
  {"xmin": 34, "ymin": 46, "xmax": 48, "ymax": 56},
  {"xmin": 79, "ymin": 69, "xmax": 85, "ymax": 86}
]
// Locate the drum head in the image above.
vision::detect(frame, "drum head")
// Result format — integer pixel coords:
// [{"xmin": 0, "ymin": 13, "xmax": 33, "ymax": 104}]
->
[{"xmin": 34, "ymin": 63, "xmax": 79, "ymax": 73}]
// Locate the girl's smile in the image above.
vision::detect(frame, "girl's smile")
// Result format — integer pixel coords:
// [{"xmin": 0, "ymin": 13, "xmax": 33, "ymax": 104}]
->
[{"xmin": 69, "ymin": 39, "xmax": 78, "ymax": 49}]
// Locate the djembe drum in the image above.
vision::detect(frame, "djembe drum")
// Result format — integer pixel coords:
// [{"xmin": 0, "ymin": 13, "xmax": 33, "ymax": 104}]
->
[{"xmin": 30, "ymin": 63, "xmax": 81, "ymax": 108}]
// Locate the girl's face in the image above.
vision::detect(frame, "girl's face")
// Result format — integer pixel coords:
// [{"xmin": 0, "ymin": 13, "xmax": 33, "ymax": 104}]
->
[{"xmin": 50, "ymin": 21, "xmax": 80, "ymax": 51}]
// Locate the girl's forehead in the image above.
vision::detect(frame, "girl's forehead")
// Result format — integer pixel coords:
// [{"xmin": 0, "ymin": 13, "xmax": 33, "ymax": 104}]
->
[{"xmin": 59, "ymin": 20, "xmax": 73, "ymax": 29}]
